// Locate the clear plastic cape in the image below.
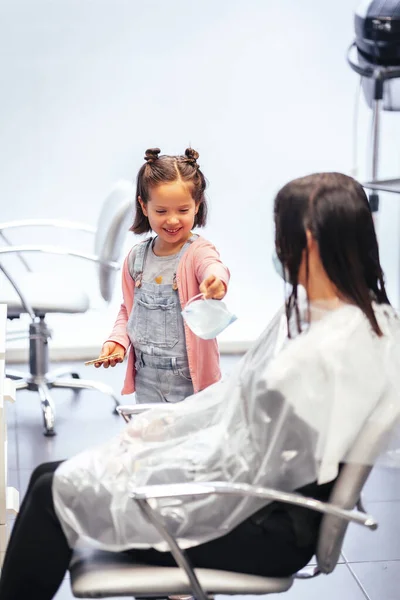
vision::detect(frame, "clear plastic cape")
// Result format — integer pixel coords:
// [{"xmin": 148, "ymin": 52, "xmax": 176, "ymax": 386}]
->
[{"xmin": 53, "ymin": 301, "xmax": 400, "ymax": 552}]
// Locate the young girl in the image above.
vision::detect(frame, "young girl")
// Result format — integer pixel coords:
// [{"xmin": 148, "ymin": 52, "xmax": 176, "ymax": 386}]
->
[{"xmin": 96, "ymin": 147, "xmax": 230, "ymax": 403}]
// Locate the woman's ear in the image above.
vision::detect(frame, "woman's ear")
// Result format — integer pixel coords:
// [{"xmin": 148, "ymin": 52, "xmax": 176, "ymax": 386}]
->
[
  {"xmin": 306, "ymin": 230, "xmax": 317, "ymax": 254},
  {"xmin": 138, "ymin": 196, "xmax": 148, "ymax": 217}
]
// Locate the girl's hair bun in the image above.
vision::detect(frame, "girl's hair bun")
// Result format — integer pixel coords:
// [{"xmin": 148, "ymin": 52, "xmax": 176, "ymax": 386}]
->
[
  {"xmin": 184, "ymin": 147, "xmax": 199, "ymax": 166},
  {"xmin": 144, "ymin": 148, "xmax": 161, "ymax": 163}
]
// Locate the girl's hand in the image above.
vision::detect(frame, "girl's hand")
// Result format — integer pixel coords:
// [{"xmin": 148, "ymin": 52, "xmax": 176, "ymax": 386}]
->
[
  {"xmin": 95, "ymin": 342, "xmax": 125, "ymax": 368},
  {"xmin": 199, "ymin": 275, "xmax": 226, "ymax": 300}
]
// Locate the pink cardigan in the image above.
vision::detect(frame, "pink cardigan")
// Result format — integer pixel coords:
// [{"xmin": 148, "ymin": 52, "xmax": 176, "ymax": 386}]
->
[{"xmin": 107, "ymin": 236, "xmax": 230, "ymax": 395}]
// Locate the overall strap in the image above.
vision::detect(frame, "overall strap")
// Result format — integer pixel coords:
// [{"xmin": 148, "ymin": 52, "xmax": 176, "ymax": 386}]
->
[
  {"xmin": 128, "ymin": 238, "xmax": 152, "ymax": 287},
  {"xmin": 176, "ymin": 235, "xmax": 195, "ymax": 261}
]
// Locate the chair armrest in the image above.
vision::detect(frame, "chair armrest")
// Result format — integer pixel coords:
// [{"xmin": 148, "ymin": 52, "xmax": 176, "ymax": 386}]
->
[
  {"xmin": 132, "ymin": 477, "xmax": 375, "ymax": 600},
  {"xmin": 131, "ymin": 478, "xmax": 376, "ymax": 600},
  {"xmin": 0, "ymin": 245, "xmax": 119, "ymax": 269},
  {"xmin": 0, "ymin": 218, "xmax": 96, "ymax": 234},
  {"xmin": 131, "ymin": 481, "xmax": 377, "ymax": 530},
  {"xmin": 117, "ymin": 404, "xmax": 159, "ymax": 416},
  {"xmin": 117, "ymin": 404, "xmax": 158, "ymax": 416},
  {"xmin": 0, "ymin": 232, "xmax": 31, "ymax": 272},
  {"xmin": 117, "ymin": 404, "xmax": 175, "ymax": 423},
  {"xmin": 0, "ymin": 220, "xmax": 95, "ymax": 274}
]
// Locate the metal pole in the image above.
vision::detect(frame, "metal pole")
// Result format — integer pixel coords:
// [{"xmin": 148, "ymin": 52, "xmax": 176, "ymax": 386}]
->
[{"xmin": 368, "ymin": 76, "xmax": 384, "ymax": 219}]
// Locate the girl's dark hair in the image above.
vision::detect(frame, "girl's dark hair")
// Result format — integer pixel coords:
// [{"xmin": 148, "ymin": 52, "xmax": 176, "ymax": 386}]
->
[
  {"xmin": 274, "ymin": 172, "xmax": 390, "ymax": 336},
  {"xmin": 131, "ymin": 147, "xmax": 208, "ymax": 234}
]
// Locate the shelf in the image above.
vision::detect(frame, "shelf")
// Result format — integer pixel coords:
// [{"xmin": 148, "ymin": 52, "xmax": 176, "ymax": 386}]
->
[{"xmin": 363, "ymin": 178, "xmax": 400, "ymax": 194}]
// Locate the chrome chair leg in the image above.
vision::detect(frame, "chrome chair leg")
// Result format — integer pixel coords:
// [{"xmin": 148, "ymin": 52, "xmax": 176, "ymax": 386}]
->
[
  {"xmin": 52, "ymin": 378, "xmax": 120, "ymax": 409},
  {"xmin": 47, "ymin": 366, "xmax": 81, "ymax": 381},
  {"xmin": 6, "ymin": 368, "xmax": 32, "ymax": 381},
  {"xmin": 37, "ymin": 382, "xmax": 56, "ymax": 437},
  {"xmin": 14, "ymin": 380, "xmax": 29, "ymax": 391},
  {"xmin": 6, "ymin": 316, "xmax": 119, "ymax": 434}
]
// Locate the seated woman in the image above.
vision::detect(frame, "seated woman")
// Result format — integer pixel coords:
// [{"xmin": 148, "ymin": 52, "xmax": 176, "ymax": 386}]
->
[{"xmin": 1, "ymin": 172, "xmax": 400, "ymax": 600}]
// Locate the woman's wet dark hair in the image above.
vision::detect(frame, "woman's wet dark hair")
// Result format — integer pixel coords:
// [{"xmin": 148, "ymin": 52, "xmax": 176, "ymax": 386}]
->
[
  {"xmin": 131, "ymin": 147, "xmax": 208, "ymax": 234},
  {"xmin": 274, "ymin": 172, "xmax": 390, "ymax": 336}
]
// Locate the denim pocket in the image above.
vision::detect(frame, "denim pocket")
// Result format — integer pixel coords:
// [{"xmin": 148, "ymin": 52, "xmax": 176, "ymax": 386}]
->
[
  {"xmin": 133, "ymin": 294, "xmax": 179, "ymax": 348},
  {"xmin": 163, "ymin": 369, "xmax": 193, "ymax": 402},
  {"xmin": 177, "ymin": 366, "xmax": 192, "ymax": 381}
]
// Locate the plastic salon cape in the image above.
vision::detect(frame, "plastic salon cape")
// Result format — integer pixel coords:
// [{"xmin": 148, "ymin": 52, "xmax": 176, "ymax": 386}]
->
[{"xmin": 53, "ymin": 302, "xmax": 400, "ymax": 552}]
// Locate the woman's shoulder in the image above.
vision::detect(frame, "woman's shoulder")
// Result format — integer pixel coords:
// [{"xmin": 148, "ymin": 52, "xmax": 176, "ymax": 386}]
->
[
  {"xmin": 270, "ymin": 305, "xmax": 362, "ymax": 371},
  {"xmin": 273, "ymin": 302, "xmax": 395, "ymax": 379}
]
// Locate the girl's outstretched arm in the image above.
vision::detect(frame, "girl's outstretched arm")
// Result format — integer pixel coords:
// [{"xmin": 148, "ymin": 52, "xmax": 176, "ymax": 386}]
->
[{"xmin": 195, "ymin": 242, "xmax": 230, "ymax": 298}]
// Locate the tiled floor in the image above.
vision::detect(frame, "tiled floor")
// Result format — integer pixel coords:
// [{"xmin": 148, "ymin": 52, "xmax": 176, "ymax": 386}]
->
[{"xmin": 5, "ymin": 355, "xmax": 400, "ymax": 599}]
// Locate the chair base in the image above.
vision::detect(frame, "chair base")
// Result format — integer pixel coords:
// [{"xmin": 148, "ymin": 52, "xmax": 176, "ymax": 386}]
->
[{"xmin": 6, "ymin": 316, "xmax": 120, "ymax": 435}]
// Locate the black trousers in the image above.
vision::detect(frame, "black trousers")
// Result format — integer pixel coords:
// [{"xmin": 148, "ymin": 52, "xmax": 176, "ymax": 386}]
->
[{"xmin": 0, "ymin": 461, "xmax": 316, "ymax": 600}]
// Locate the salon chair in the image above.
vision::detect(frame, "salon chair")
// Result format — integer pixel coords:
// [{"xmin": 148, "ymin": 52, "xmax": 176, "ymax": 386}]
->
[
  {"xmin": 70, "ymin": 395, "xmax": 396, "ymax": 598},
  {"xmin": 0, "ymin": 181, "xmax": 134, "ymax": 435}
]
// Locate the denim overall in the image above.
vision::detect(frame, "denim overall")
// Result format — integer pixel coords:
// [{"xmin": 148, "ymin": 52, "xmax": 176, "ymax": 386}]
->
[{"xmin": 127, "ymin": 237, "xmax": 194, "ymax": 403}]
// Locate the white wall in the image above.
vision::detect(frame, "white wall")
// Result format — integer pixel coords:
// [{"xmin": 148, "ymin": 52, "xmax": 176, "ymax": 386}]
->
[{"xmin": 1, "ymin": 0, "xmax": 400, "ymax": 354}]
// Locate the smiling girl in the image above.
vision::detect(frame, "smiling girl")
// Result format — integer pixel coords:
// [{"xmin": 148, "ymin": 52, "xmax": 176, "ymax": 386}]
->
[{"xmin": 95, "ymin": 148, "xmax": 230, "ymax": 404}]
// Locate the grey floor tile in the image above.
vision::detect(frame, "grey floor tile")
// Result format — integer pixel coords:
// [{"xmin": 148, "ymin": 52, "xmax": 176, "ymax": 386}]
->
[
  {"xmin": 363, "ymin": 467, "xmax": 400, "ymax": 502},
  {"xmin": 343, "ymin": 500, "xmax": 400, "ymax": 562},
  {"xmin": 53, "ymin": 578, "xmax": 81, "ymax": 599},
  {"xmin": 18, "ymin": 468, "xmax": 32, "ymax": 498},
  {"xmin": 13, "ymin": 383, "xmax": 122, "ymax": 423},
  {"xmin": 7, "ymin": 468, "xmax": 19, "ymax": 491},
  {"xmin": 5, "ymin": 400, "xmax": 17, "ymax": 426},
  {"xmin": 13, "ymin": 390, "xmax": 125, "ymax": 469},
  {"xmin": 6, "ymin": 423, "xmax": 18, "ymax": 470},
  {"xmin": 6, "ymin": 402, "xmax": 19, "ymax": 470},
  {"xmin": 219, "ymin": 564, "xmax": 367, "ymax": 600},
  {"xmin": 16, "ymin": 413, "xmax": 125, "ymax": 469},
  {"xmin": 349, "ymin": 561, "xmax": 400, "ymax": 600}
]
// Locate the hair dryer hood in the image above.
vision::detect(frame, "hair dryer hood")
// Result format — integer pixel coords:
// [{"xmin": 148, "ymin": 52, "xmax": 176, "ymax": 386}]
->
[
  {"xmin": 351, "ymin": 1, "xmax": 400, "ymax": 110},
  {"xmin": 355, "ymin": 0, "xmax": 400, "ymax": 66}
]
